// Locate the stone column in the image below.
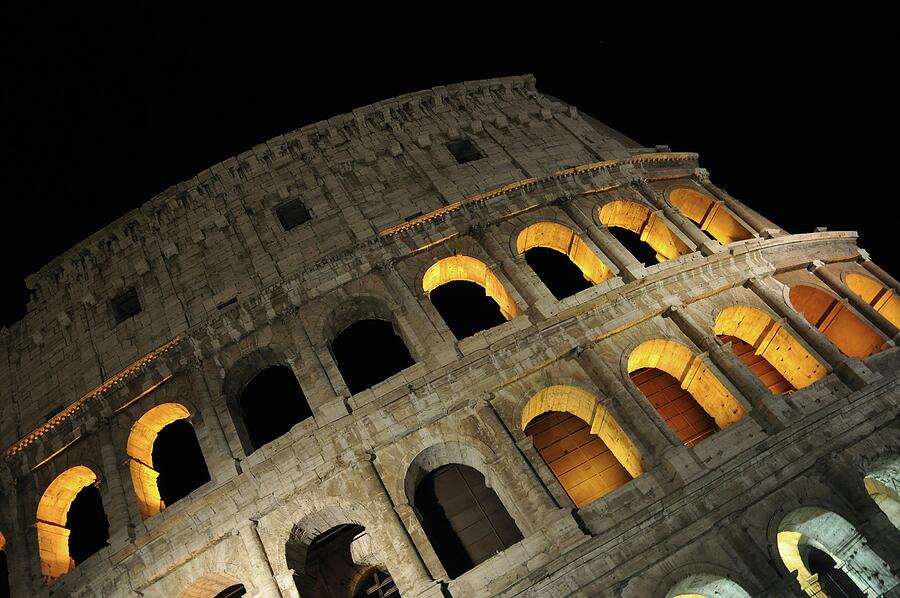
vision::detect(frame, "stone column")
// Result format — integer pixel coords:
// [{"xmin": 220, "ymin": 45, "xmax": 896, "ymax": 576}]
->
[
  {"xmin": 632, "ymin": 178, "xmax": 719, "ymax": 255},
  {"xmin": 475, "ymin": 227, "xmax": 547, "ymax": 308},
  {"xmin": 665, "ymin": 305, "xmax": 791, "ymax": 432},
  {"xmin": 561, "ymin": 199, "xmax": 643, "ymax": 281},
  {"xmin": 746, "ymin": 277, "xmax": 880, "ymax": 390},
  {"xmin": 810, "ymin": 261, "xmax": 900, "ymax": 341},
  {"xmin": 237, "ymin": 519, "xmax": 283, "ymax": 597},
  {"xmin": 693, "ymin": 170, "xmax": 782, "ymax": 236},
  {"xmin": 98, "ymin": 426, "xmax": 137, "ymax": 544},
  {"xmin": 187, "ymin": 367, "xmax": 242, "ymax": 482}
]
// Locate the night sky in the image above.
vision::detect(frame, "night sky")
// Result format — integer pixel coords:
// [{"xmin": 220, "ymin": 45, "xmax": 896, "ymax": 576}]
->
[{"xmin": 2, "ymin": 11, "xmax": 893, "ymax": 328}]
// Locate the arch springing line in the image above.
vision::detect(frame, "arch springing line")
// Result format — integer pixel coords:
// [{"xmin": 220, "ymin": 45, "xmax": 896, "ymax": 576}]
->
[
  {"xmin": 422, "ymin": 255, "xmax": 522, "ymax": 320},
  {"xmin": 846, "ymin": 273, "xmax": 900, "ymax": 330},
  {"xmin": 127, "ymin": 402, "xmax": 191, "ymax": 519},
  {"xmin": 36, "ymin": 465, "xmax": 98, "ymax": 583},
  {"xmin": 598, "ymin": 200, "xmax": 691, "ymax": 262},
  {"xmin": 515, "ymin": 222, "xmax": 612, "ymax": 285},
  {"xmin": 668, "ymin": 188, "xmax": 753, "ymax": 245},
  {"xmin": 714, "ymin": 305, "xmax": 826, "ymax": 392}
]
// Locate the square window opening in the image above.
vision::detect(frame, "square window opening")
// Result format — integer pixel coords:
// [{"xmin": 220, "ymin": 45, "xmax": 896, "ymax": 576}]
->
[
  {"xmin": 446, "ymin": 139, "xmax": 484, "ymax": 164},
  {"xmin": 112, "ymin": 288, "xmax": 142, "ymax": 323},
  {"xmin": 275, "ymin": 199, "xmax": 312, "ymax": 231}
]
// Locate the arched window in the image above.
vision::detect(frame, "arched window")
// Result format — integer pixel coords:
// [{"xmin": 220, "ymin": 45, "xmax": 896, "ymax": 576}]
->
[
  {"xmin": 238, "ymin": 365, "xmax": 313, "ymax": 452},
  {"xmin": 666, "ymin": 572, "xmax": 752, "ymax": 598},
  {"xmin": 286, "ymin": 523, "xmax": 400, "ymax": 597},
  {"xmin": 777, "ymin": 507, "xmax": 898, "ymax": 597},
  {"xmin": 516, "ymin": 222, "xmax": 612, "ymax": 300},
  {"xmin": 331, "ymin": 319, "xmax": 415, "ymax": 394},
  {"xmin": 128, "ymin": 403, "xmax": 210, "ymax": 519},
  {"xmin": 668, "ymin": 188, "xmax": 753, "ymax": 245},
  {"xmin": 713, "ymin": 305, "xmax": 827, "ymax": 394},
  {"xmin": 180, "ymin": 573, "xmax": 246, "ymax": 598},
  {"xmin": 423, "ymin": 256, "xmax": 522, "ymax": 340},
  {"xmin": 628, "ymin": 339, "xmax": 746, "ymax": 447},
  {"xmin": 845, "ymin": 273, "xmax": 900, "ymax": 329},
  {"xmin": 598, "ymin": 200, "xmax": 691, "ymax": 265},
  {"xmin": 0, "ymin": 530, "xmax": 8, "ymax": 598},
  {"xmin": 789, "ymin": 285, "xmax": 887, "ymax": 358},
  {"xmin": 414, "ymin": 463, "xmax": 523, "ymax": 579},
  {"xmin": 521, "ymin": 385, "xmax": 641, "ymax": 507},
  {"xmin": 864, "ymin": 457, "xmax": 900, "ymax": 529},
  {"xmin": 36, "ymin": 466, "xmax": 109, "ymax": 583}
]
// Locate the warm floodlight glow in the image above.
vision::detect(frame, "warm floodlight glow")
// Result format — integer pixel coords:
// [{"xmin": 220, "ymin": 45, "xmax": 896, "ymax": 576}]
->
[
  {"xmin": 668, "ymin": 188, "xmax": 753, "ymax": 245},
  {"xmin": 790, "ymin": 285, "xmax": 887, "ymax": 358},
  {"xmin": 36, "ymin": 465, "xmax": 98, "ymax": 582},
  {"xmin": 846, "ymin": 273, "xmax": 900, "ymax": 329},
  {"xmin": 598, "ymin": 200, "xmax": 691, "ymax": 262},
  {"xmin": 516, "ymin": 222, "xmax": 612, "ymax": 285},
  {"xmin": 180, "ymin": 572, "xmax": 244, "ymax": 598},
  {"xmin": 422, "ymin": 255, "xmax": 522, "ymax": 320}
]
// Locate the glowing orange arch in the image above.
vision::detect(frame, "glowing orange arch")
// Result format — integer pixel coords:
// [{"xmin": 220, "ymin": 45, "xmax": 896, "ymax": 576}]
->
[
  {"xmin": 515, "ymin": 222, "xmax": 612, "ymax": 285},
  {"xmin": 127, "ymin": 402, "xmax": 192, "ymax": 519},
  {"xmin": 789, "ymin": 284, "xmax": 887, "ymax": 358},
  {"xmin": 598, "ymin": 200, "xmax": 691, "ymax": 262},
  {"xmin": 36, "ymin": 465, "xmax": 99, "ymax": 583},
  {"xmin": 846, "ymin": 273, "xmax": 900, "ymax": 330},
  {"xmin": 422, "ymin": 255, "xmax": 522, "ymax": 320},
  {"xmin": 180, "ymin": 572, "xmax": 245, "ymax": 598},
  {"xmin": 668, "ymin": 188, "xmax": 753, "ymax": 245},
  {"xmin": 628, "ymin": 339, "xmax": 746, "ymax": 431},
  {"xmin": 714, "ymin": 305, "xmax": 826, "ymax": 391}
]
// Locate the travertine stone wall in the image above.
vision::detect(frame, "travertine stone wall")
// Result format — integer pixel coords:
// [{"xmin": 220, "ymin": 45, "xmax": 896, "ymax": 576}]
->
[{"xmin": 1, "ymin": 76, "xmax": 898, "ymax": 598}]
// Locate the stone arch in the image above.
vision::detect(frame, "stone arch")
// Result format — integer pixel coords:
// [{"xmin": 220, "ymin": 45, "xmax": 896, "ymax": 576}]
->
[
  {"xmin": 598, "ymin": 200, "xmax": 691, "ymax": 263},
  {"xmin": 846, "ymin": 272, "xmax": 900, "ymax": 329},
  {"xmin": 520, "ymin": 384, "xmax": 642, "ymax": 507},
  {"xmin": 788, "ymin": 284, "xmax": 888, "ymax": 358},
  {"xmin": 667, "ymin": 187, "xmax": 753, "ymax": 245},
  {"xmin": 713, "ymin": 305, "xmax": 827, "ymax": 393},
  {"xmin": 325, "ymin": 295, "xmax": 416, "ymax": 395},
  {"xmin": 405, "ymin": 441, "xmax": 524, "ymax": 579},
  {"xmin": 777, "ymin": 506, "xmax": 899, "ymax": 597},
  {"xmin": 627, "ymin": 339, "xmax": 747, "ymax": 446},
  {"xmin": 665, "ymin": 572, "xmax": 752, "ymax": 598},
  {"xmin": 127, "ymin": 402, "xmax": 210, "ymax": 519},
  {"xmin": 515, "ymin": 221, "xmax": 612, "ymax": 299},
  {"xmin": 864, "ymin": 456, "xmax": 900, "ymax": 529},
  {"xmin": 222, "ymin": 348, "xmax": 313, "ymax": 454},
  {"xmin": 179, "ymin": 572, "xmax": 245, "ymax": 598},
  {"xmin": 36, "ymin": 465, "xmax": 108, "ymax": 583},
  {"xmin": 422, "ymin": 255, "xmax": 522, "ymax": 338}
]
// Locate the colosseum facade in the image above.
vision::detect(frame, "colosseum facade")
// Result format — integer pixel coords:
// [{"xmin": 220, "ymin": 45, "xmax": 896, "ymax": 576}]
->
[{"xmin": 1, "ymin": 75, "xmax": 899, "ymax": 597}]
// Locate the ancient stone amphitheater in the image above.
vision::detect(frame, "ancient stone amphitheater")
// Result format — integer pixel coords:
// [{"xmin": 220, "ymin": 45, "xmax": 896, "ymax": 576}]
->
[{"xmin": 1, "ymin": 75, "xmax": 899, "ymax": 598}]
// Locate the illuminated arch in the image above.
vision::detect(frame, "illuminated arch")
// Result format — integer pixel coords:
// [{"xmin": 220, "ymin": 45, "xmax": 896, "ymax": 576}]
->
[
  {"xmin": 668, "ymin": 188, "xmax": 753, "ymax": 245},
  {"xmin": 422, "ymin": 255, "xmax": 522, "ymax": 320},
  {"xmin": 36, "ymin": 465, "xmax": 101, "ymax": 583},
  {"xmin": 127, "ymin": 402, "xmax": 196, "ymax": 519},
  {"xmin": 846, "ymin": 273, "xmax": 900, "ymax": 329},
  {"xmin": 713, "ymin": 305, "xmax": 827, "ymax": 393},
  {"xmin": 628, "ymin": 339, "xmax": 746, "ymax": 446},
  {"xmin": 515, "ymin": 222, "xmax": 612, "ymax": 285},
  {"xmin": 777, "ymin": 506, "xmax": 898, "ymax": 597},
  {"xmin": 666, "ymin": 573, "xmax": 752, "ymax": 598},
  {"xmin": 789, "ymin": 285, "xmax": 887, "ymax": 358},
  {"xmin": 521, "ymin": 385, "xmax": 641, "ymax": 507},
  {"xmin": 598, "ymin": 200, "xmax": 691, "ymax": 262},
  {"xmin": 180, "ymin": 572, "xmax": 245, "ymax": 598},
  {"xmin": 864, "ymin": 456, "xmax": 900, "ymax": 529}
]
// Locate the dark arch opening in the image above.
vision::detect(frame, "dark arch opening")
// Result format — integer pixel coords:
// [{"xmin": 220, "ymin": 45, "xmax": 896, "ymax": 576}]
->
[
  {"xmin": 0, "ymin": 549, "xmax": 8, "ymax": 598},
  {"xmin": 430, "ymin": 280, "xmax": 507, "ymax": 340},
  {"xmin": 331, "ymin": 319, "xmax": 415, "ymax": 395},
  {"xmin": 414, "ymin": 463, "xmax": 523, "ymax": 579},
  {"xmin": 213, "ymin": 584, "xmax": 246, "ymax": 598},
  {"xmin": 65, "ymin": 485, "xmax": 110, "ymax": 565},
  {"xmin": 629, "ymin": 367, "xmax": 718, "ymax": 447},
  {"xmin": 607, "ymin": 226, "xmax": 660, "ymax": 266},
  {"xmin": 523, "ymin": 247, "xmax": 592, "ymax": 300},
  {"xmin": 239, "ymin": 365, "xmax": 313, "ymax": 452},
  {"xmin": 806, "ymin": 546, "xmax": 865, "ymax": 598},
  {"xmin": 152, "ymin": 419, "xmax": 211, "ymax": 506}
]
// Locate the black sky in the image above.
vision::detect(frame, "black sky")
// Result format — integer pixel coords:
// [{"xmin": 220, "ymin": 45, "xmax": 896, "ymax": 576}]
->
[{"xmin": 1, "ymin": 10, "xmax": 894, "ymax": 327}]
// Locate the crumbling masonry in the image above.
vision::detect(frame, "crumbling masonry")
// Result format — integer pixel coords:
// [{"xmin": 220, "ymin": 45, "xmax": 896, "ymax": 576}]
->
[{"xmin": 1, "ymin": 75, "xmax": 899, "ymax": 597}]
